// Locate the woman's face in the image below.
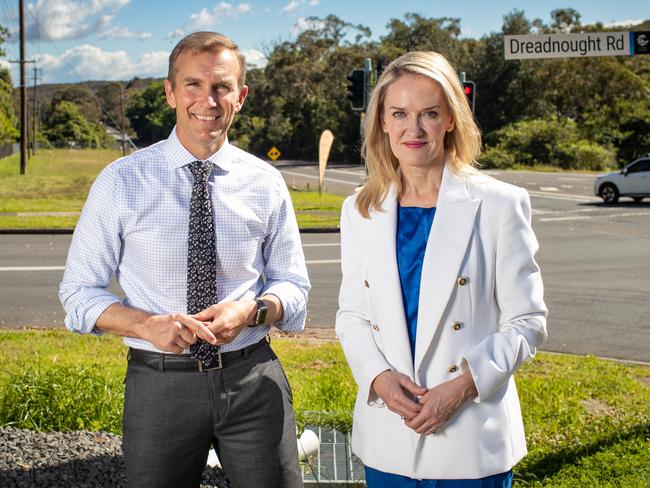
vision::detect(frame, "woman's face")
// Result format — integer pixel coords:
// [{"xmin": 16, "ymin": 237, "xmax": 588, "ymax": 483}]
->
[{"xmin": 381, "ymin": 73, "xmax": 454, "ymax": 171}]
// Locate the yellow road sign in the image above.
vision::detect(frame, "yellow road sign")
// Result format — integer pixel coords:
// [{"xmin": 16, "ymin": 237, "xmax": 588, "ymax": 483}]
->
[{"xmin": 267, "ymin": 146, "xmax": 281, "ymax": 161}]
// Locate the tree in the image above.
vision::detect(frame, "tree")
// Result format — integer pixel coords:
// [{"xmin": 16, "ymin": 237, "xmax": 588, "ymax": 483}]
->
[
  {"xmin": 0, "ymin": 67, "xmax": 18, "ymax": 143},
  {"xmin": 125, "ymin": 80, "xmax": 175, "ymax": 145},
  {"xmin": 42, "ymin": 100, "xmax": 112, "ymax": 148}
]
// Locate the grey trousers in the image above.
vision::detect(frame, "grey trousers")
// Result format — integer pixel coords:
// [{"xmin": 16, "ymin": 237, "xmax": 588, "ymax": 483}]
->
[{"xmin": 122, "ymin": 342, "xmax": 303, "ymax": 488}]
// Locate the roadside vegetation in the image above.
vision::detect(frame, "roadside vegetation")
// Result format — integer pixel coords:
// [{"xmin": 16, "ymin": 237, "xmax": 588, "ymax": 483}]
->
[
  {"xmin": 0, "ymin": 9, "xmax": 646, "ymax": 179},
  {"xmin": 0, "ymin": 148, "xmax": 344, "ymax": 229},
  {"xmin": 0, "ymin": 330, "xmax": 648, "ymax": 486}
]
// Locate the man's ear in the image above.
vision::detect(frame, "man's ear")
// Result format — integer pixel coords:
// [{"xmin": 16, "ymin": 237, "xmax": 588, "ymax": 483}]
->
[
  {"xmin": 164, "ymin": 79, "xmax": 176, "ymax": 109},
  {"xmin": 235, "ymin": 85, "xmax": 249, "ymax": 112}
]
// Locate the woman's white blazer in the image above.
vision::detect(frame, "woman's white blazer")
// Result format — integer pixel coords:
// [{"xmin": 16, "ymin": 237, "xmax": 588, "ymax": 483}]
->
[{"xmin": 335, "ymin": 165, "xmax": 548, "ymax": 479}]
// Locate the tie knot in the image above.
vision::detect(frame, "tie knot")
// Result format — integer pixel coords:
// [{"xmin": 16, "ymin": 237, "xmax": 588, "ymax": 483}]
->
[{"xmin": 188, "ymin": 161, "xmax": 214, "ymax": 184}]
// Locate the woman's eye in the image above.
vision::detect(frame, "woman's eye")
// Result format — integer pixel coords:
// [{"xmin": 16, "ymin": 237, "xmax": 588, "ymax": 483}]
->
[
  {"xmin": 423, "ymin": 111, "xmax": 438, "ymax": 119},
  {"xmin": 392, "ymin": 111, "xmax": 405, "ymax": 118}
]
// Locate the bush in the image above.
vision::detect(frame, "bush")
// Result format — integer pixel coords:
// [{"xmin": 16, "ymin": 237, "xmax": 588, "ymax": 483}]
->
[
  {"xmin": 484, "ymin": 116, "xmax": 616, "ymax": 170},
  {"xmin": 0, "ymin": 365, "xmax": 123, "ymax": 433},
  {"xmin": 478, "ymin": 146, "xmax": 516, "ymax": 169},
  {"xmin": 561, "ymin": 140, "xmax": 616, "ymax": 171}
]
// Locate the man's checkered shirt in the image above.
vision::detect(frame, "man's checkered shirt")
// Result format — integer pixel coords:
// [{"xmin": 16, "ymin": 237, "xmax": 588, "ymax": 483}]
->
[{"xmin": 59, "ymin": 128, "xmax": 311, "ymax": 353}]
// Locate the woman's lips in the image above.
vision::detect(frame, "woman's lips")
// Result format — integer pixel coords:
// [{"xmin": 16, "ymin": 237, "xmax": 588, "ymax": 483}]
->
[{"xmin": 403, "ymin": 141, "xmax": 427, "ymax": 149}]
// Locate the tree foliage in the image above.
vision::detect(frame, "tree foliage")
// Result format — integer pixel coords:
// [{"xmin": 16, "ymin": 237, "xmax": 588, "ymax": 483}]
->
[
  {"xmin": 42, "ymin": 100, "xmax": 113, "ymax": 148},
  {"xmin": 120, "ymin": 9, "xmax": 649, "ymax": 167},
  {"xmin": 125, "ymin": 80, "xmax": 175, "ymax": 145}
]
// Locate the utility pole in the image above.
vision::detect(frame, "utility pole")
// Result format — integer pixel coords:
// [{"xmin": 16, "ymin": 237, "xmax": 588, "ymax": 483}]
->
[
  {"xmin": 30, "ymin": 67, "xmax": 42, "ymax": 155},
  {"xmin": 9, "ymin": 0, "xmax": 34, "ymax": 174},
  {"xmin": 120, "ymin": 82, "xmax": 126, "ymax": 156}
]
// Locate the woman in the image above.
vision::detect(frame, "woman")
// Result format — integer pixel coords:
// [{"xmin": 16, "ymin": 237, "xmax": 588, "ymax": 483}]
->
[{"xmin": 335, "ymin": 51, "xmax": 547, "ymax": 487}]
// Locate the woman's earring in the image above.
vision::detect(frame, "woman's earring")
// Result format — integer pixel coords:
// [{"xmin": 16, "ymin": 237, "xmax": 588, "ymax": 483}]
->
[{"xmin": 382, "ymin": 128, "xmax": 388, "ymax": 133}]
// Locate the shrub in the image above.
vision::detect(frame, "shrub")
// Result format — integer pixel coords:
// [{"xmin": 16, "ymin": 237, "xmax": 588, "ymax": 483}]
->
[{"xmin": 478, "ymin": 146, "xmax": 516, "ymax": 169}]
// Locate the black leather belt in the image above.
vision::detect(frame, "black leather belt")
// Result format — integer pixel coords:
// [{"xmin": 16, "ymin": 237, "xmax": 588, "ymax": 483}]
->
[{"xmin": 128, "ymin": 335, "xmax": 270, "ymax": 372}]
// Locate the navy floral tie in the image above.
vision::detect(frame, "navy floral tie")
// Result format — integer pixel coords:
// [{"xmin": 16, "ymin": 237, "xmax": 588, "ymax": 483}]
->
[{"xmin": 187, "ymin": 161, "xmax": 220, "ymax": 368}]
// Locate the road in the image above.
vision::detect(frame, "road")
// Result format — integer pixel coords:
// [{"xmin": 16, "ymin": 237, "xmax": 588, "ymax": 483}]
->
[{"xmin": 1, "ymin": 166, "xmax": 649, "ymax": 362}]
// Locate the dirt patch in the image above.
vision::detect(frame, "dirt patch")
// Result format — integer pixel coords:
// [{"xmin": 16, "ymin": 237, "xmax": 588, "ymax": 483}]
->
[
  {"xmin": 580, "ymin": 398, "xmax": 615, "ymax": 416},
  {"xmin": 270, "ymin": 326, "xmax": 337, "ymax": 344}
]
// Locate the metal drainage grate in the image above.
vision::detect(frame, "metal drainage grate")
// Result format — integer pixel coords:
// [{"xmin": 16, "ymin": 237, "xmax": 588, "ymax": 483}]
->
[{"xmin": 301, "ymin": 426, "xmax": 365, "ymax": 486}]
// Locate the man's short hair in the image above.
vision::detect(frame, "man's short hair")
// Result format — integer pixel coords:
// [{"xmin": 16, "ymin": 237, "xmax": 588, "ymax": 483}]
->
[{"xmin": 168, "ymin": 31, "xmax": 247, "ymax": 88}]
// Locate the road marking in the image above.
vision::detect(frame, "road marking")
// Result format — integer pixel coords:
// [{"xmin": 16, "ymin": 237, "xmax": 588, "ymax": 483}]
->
[
  {"xmin": 305, "ymin": 259, "xmax": 341, "ymax": 265},
  {"xmin": 328, "ymin": 168, "xmax": 365, "ymax": 176},
  {"xmin": 528, "ymin": 190, "xmax": 600, "ymax": 202},
  {"xmin": 1, "ymin": 260, "xmax": 343, "ymax": 270},
  {"xmin": 560, "ymin": 185, "xmax": 573, "ymax": 189},
  {"xmin": 539, "ymin": 186, "xmax": 559, "ymax": 191},
  {"xmin": 0, "ymin": 266, "xmax": 65, "ymax": 271},
  {"xmin": 539, "ymin": 211, "xmax": 650, "ymax": 222},
  {"xmin": 281, "ymin": 169, "xmax": 360, "ymax": 186}
]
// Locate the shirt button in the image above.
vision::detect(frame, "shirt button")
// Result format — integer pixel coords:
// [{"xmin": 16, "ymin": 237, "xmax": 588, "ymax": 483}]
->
[
  {"xmin": 372, "ymin": 324, "xmax": 380, "ymax": 331},
  {"xmin": 451, "ymin": 322, "xmax": 463, "ymax": 331},
  {"xmin": 457, "ymin": 276, "xmax": 468, "ymax": 286},
  {"xmin": 364, "ymin": 280, "xmax": 370, "ymax": 288},
  {"xmin": 447, "ymin": 364, "xmax": 459, "ymax": 373}
]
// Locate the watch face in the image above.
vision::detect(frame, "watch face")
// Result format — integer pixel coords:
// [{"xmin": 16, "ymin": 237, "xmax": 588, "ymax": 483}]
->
[{"xmin": 255, "ymin": 299, "xmax": 268, "ymax": 325}]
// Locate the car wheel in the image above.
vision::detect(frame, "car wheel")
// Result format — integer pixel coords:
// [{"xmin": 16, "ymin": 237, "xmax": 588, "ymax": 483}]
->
[
  {"xmin": 599, "ymin": 183, "xmax": 619, "ymax": 203},
  {"xmin": 633, "ymin": 197, "xmax": 644, "ymax": 203}
]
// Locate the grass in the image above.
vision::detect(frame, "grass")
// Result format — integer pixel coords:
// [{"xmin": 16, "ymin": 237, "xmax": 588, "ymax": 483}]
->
[
  {"xmin": 0, "ymin": 148, "xmax": 345, "ymax": 229},
  {"xmin": 0, "ymin": 330, "xmax": 648, "ymax": 486}
]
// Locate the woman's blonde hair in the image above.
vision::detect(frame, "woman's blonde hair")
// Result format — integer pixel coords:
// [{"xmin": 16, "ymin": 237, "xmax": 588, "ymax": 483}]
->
[{"xmin": 356, "ymin": 51, "xmax": 482, "ymax": 218}]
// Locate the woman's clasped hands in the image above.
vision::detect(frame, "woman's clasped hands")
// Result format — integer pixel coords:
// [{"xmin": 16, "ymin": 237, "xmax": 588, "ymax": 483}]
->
[{"xmin": 371, "ymin": 369, "xmax": 478, "ymax": 435}]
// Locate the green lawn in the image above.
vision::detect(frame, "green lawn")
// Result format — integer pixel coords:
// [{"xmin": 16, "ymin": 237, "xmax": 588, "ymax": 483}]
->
[
  {"xmin": 0, "ymin": 148, "xmax": 345, "ymax": 229},
  {"xmin": 0, "ymin": 330, "xmax": 648, "ymax": 486}
]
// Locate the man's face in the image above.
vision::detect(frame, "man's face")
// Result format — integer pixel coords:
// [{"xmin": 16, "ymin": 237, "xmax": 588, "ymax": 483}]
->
[{"xmin": 164, "ymin": 48, "xmax": 248, "ymax": 160}]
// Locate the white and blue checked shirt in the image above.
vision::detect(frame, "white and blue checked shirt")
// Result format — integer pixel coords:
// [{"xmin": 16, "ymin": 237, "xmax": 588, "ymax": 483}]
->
[{"xmin": 59, "ymin": 128, "xmax": 311, "ymax": 353}]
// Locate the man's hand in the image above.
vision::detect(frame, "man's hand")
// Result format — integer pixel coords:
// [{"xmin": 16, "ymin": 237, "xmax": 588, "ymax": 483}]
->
[
  {"xmin": 371, "ymin": 370, "xmax": 428, "ymax": 421},
  {"xmin": 194, "ymin": 300, "xmax": 256, "ymax": 344},
  {"xmin": 405, "ymin": 371, "xmax": 477, "ymax": 435},
  {"xmin": 136, "ymin": 314, "xmax": 218, "ymax": 354}
]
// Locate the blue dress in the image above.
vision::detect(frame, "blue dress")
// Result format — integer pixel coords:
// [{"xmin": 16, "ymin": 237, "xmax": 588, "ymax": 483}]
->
[{"xmin": 369, "ymin": 205, "xmax": 512, "ymax": 488}]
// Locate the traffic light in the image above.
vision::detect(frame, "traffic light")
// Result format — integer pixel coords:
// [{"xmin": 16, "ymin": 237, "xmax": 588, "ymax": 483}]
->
[
  {"xmin": 347, "ymin": 69, "xmax": 366, "ymax": 111},
  {"xmin": 461, "ymin": 81, "xmax": 476, "ymax": 114}
]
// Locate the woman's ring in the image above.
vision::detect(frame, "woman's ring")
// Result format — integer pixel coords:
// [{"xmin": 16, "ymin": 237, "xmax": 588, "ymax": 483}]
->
[{"xmin": 428, "ymin": 427, "xmax": 436, "ymax": 434}]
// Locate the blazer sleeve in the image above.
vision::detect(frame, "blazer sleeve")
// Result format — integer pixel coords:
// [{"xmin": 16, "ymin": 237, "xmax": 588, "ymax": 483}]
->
[
  {"xmin": 335, "ymin": 197, "xmax": 392, "ymax": 406},
  {"xmin": 462, "ymin": 187, "xmax": 548, "ymax": 402}
]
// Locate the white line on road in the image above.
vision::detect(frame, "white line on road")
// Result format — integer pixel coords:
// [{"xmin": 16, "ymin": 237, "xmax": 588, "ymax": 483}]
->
[
  {"xmin": 528, "ymin": 190, "xmax": 600, "ymax": 202},
  {"xmin": 327, "ymin": 168, "xmax": 365, "ymax": 176},
  {"xmin": 0, "ymin": 266, "xmax": 65, "ymax": 271},
  {"xmin": 305, "ymin": 259, "xmax": 341, "ymax": 265},
  {"xmin": 280, "ymin": 170, "xmax": 360, "ymax": 186},
  {"xmin": 539, "ymin": 211, "xmax": 650, "ymax": 222},
  {"xmin": 0, "ymin": 259, "xmax": 343, "ymax": 271}
]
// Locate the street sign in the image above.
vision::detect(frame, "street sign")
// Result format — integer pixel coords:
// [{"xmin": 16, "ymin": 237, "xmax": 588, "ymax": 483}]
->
[
  {"xmin": 505, "ymin": 31, "xmax": 631, "ymax": 60},
  {"xmin": 632, "ymin": 31, "xmax": 650, "ymax": 55},
  {"xmin": 267, "ymin": 146, "xmax": 281, "ymax": 161}
]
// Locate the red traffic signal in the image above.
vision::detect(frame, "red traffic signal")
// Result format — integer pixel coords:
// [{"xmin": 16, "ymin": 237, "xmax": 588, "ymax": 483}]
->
[{"xmin": 461, "ymin": 81, "xmax": 476, "ymax": 114}]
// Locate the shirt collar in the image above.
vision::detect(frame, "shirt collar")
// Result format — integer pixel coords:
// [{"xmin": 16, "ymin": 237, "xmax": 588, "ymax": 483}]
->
[{"xmin": 165, "ymin": 126, "xmax": 235, "ymax": 172}]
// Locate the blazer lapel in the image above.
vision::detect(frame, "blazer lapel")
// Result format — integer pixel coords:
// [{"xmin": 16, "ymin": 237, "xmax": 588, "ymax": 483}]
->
[
  {"xmin": 414, "ymin": 167, "xmax": 480, "ymax": 369},
  {"xmin": 367, "ymin": 186, "xmax": 414, "ymax": 378}
]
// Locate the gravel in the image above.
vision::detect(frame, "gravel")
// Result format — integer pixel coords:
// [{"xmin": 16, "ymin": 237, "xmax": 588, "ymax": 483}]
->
[{"xmin": 0, "ymin": 426, "xmax": 231, "ymax": 487}]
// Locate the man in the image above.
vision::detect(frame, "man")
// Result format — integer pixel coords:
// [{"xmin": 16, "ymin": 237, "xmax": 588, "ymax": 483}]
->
[{"xmin": 59, "ymin": 31, "xmax": 310, "ymax": 488}]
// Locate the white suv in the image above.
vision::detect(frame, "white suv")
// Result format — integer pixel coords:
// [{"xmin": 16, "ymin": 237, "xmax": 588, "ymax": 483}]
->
[{"xmin": 594, "ymin": 157, "xmax": 650, "ymax": 203}]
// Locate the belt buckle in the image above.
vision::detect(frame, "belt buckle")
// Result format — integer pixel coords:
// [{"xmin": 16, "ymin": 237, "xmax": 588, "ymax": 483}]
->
[{"xmin": 198, "ymin": 349, "xmax": 222, "ymax": 372}]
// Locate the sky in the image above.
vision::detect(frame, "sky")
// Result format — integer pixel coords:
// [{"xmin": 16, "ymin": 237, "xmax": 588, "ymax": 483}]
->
[{"xmin": 0, "ymin": 0, "xmax": 646, "ymax": 86}]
